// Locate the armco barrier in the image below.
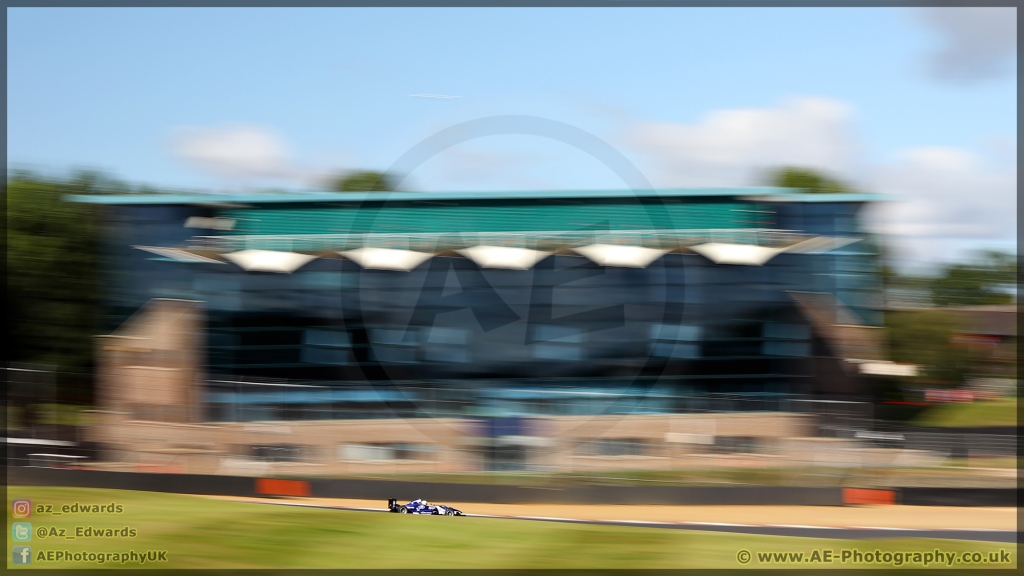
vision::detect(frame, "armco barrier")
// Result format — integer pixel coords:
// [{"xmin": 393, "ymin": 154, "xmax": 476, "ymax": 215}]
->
[
  {"xmin": 308, "ymin": 478, "xmax": 844, "ymax": 506},
  {"xmin": 7, "ymin": 467, "xmax": 256, "ymax": 496},
  {"xmin": 896, "ymin": 487, "xmax": 1018, "ymax": 507}
]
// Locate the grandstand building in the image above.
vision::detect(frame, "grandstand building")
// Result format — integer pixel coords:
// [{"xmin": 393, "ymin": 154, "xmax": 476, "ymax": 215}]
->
[{"xmin": 71, "ymin": 187, "xmax": 890, "ymax": 473}]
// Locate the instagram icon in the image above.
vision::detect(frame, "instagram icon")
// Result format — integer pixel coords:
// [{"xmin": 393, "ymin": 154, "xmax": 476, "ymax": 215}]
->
[{"xmin": 12, "ymin": 499, "xmax": 31, "ymax": 518}]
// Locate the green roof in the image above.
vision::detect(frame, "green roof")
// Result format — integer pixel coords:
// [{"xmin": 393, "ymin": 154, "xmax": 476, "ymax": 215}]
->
[
  {"xmin": 64, "ymin": 187, "xmax": 885, "ymax": 206},
  {"xmin": 224, "ymin": 202, "xmax": 758, "ymax": 235}
]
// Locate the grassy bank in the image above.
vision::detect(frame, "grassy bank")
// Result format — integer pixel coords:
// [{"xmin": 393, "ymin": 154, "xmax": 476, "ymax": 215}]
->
[
  {"xmin": 7, "ymin": 486, "xmax": 1014, "ymax": 569},
  {"xmin": 914, "ymin": 398, "xmax": 1017, "ymax": 428}
]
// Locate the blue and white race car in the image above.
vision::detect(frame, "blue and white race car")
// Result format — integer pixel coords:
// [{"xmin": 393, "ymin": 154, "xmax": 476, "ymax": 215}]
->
[{"xmin": 388, "ymin": 498, "xmax": 464, "ymax": 516}]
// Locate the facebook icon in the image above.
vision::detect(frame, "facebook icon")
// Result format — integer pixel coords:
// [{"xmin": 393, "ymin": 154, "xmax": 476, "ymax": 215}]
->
[{"xmin": 12, "ymin": 546, "xmax": 32, "ymax": 565}]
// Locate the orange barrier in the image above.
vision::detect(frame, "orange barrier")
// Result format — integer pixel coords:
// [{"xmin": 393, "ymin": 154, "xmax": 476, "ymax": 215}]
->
[
  {"xmin": 256, "ymin": 478, "xmax": 311, "ymax": 497},
  {"xmin": 843, "ymin": 488, "xmax": 895, "ymax": 506}
]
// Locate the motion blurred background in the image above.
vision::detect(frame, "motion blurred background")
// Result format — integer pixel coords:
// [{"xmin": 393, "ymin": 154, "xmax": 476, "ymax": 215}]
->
[{"xmin": 5, "ymin": 7, "xmax": 1017, "ymax": 496}]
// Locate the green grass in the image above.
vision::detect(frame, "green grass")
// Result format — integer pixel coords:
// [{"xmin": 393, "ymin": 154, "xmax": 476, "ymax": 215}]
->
[
  {"xmin": 914, "ymin": 398, "xmax": 1018, "ymax": 428},
  {"xmin": 6, "ymin": 404, "xmax": 96, "ymax": 429},
  {"xmin": 7, "ymin": 486, "xmax": 1015, "ymax": 569}
]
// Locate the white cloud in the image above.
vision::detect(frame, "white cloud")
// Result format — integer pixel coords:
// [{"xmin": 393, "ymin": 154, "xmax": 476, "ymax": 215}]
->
[
  {"xmin": 915, "ymin": 8, "xmax": 1017, "ymax": 85},
  {"xmin": 171, "ymin": 123, "xmax": 304, "ymax": 183},
  {"xmin": 625, "ymin": 96, "xmax": 860, "ymax": 187},
  {"xmin": 863, "ymin": 145, "xmax": 1016, "ymax": 269},
  {"xmin": 621, "ymin": 96, "xmax": 1015, "ymax": 271}
]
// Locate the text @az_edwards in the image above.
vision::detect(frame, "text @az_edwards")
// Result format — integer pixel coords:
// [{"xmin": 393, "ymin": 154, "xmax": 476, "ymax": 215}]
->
[
  {"xmin": 34, "ymin": 525, "xmax": 138, "ymax": 539},
  {"xmin": 32, "ymin": 502, "xmax": 124, "ymax": 515}
]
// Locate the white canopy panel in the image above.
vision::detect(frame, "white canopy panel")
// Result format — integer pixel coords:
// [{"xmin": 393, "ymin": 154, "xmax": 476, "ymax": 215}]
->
[
  {"xmin": 689, "ymin": 243, "xmax": 783, "ymax": 266},
  {"xmin": 133, "ymin": 246, "xmax": 225, "ymax": 264},
  {"xmin": 572, "ymin": 244, "xmax": 668, "ymax": 268},
  {"xmin": 691, "ymin": 236, "xmax": 864, "ymax": 266},
  {"xmin": 223, "ymin": 249, "xmax": 317, "ymax": 273},
  {"xmin": 339, "ymin": 247, "xmax": 433, "ymax": 271},
  {"xmin": 784, "ymin": 236, "xmax": 862, "ymax": 254},
  {"xmin": 457, "ymin": 245, "xmax": 550, "ymax": 270}
]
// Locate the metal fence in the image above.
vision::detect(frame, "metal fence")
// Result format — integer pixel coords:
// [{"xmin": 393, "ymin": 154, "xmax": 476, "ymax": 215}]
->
[{"xmin": 7, "ymin": 367, "xmax": 1017, "ymax": 488}]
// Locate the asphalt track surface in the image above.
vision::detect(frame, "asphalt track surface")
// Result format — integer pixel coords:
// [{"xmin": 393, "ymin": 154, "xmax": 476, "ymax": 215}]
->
[{"xmin": 231, "ymin": 498, "xmax": 1018, "ymax": 544}]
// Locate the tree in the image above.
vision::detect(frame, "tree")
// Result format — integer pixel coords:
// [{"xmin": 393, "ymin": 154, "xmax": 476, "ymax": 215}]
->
[
  {"xmin": 882, "ymin": 250, "xmax": 1016, "ymax": 389},
  {"xmin": 767, "ymin": 167, "xmax": 854, "ymax": 194},
  {"xmin": 329, "ymin": 171, "xmax": 397, "ymax": 192},
  {"xmin": 5, "ymin": 172, "xmax": 102, "ymax": 372},
  {"xmin": 929, "ymin": 250, "xmax": 1017, "ymax": 307},
  {"xmin": 886, "ymin": 309, "xmax": 973, "ymax": 386}
]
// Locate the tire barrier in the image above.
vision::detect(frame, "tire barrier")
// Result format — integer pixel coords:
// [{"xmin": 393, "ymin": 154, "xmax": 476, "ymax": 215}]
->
[
  {"xmin": 7, "ymin": 466, "xmax": 254, "ymax": 496},
  {"xmin": 897, "ymin": 488, "xmax": 1018, "ymax": 507},
  {"xmin": 842, "ymin": 488, "xmax": 896, "ymax": 506},
  {"xmin": 256, "ymin": 478, "xmax": 312, "ymax": 497},
  {"xmin": 7, "ymin": 467, "xmax": 1015, "ymax": 507}
]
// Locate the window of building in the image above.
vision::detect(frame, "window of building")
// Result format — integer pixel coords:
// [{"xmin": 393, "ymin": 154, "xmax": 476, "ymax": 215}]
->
[
  {"xmin": 339, "ymin": 444, "xmax": 393, "ymax": 461},
  {"xmin": 583, "ymin": 438, "xmax": 647, "ymax": 456},
  {"xmin": 301, "ymin": 329, "xmax": 353, "ymax": 365},
  {"xmin": 299, "ymin": 271, "xmax": 356, "ymax": 291},
  {"xmin": 251, "ymin": 444, "xmax": 303, "ymax": 462},
  {"xmin": 532, "ymin": 325, "xmax": 584, "ymax": 360},
  {"xmin": 302, "ymin": 348, "xmax": 351, "ymax": 365},
  {"xmin": 650, "ymin": 323, "xmax": 701, "ymax": 359},
  {"xmin": 194, "ymin": 276, "xmax": 240, "ymax": 294},
  {"xmin": 236, "ymin": 405, "xmax": 276, "ymax": 422},
  {"xmin": 338, "ymin": 443, "xmax": 435, "ymax": 461},
  {"xmin": 763, "ymin": 323, "xmax": 810, "ymax": 340},
  {"xmin": 423, "ymin": 327, "xmax": 470, "ymax": 363},
  {"xmin": 762, "ymin": 323, "xmax": 811, "ymax": 357},
  {"xmin": 207, "ymin": 331, "xmax": 238, "ymax": 348},
  {"xmin": 713, "ymin": 436, "xmax": 761, "ymax": 454},
  {"xmin": 305, "ymin": 329, "xmax": 351, "ymax": 347},
  {"xmin": 763, "ymin": 341, "xmax": 811, "ymax": 357},
  {"xmin": 368, "ymin": 328, "xmax": 420, "ymax": 364},
  {"xmin": 394, "ymin": 443, "xmax": 437, "ymax": 460}
]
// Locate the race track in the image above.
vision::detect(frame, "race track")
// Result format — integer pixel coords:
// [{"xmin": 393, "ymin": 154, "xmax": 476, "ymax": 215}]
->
[{"xmin": 204, "ymin": 495, "xmax": 1018, "ymax": 543}]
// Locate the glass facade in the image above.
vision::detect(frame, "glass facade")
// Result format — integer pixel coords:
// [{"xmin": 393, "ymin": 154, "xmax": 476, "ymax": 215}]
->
[
  {"xmin": 773, "ymin": 201, "xmax": 882, "ymax": 325},
  {"xmin": 88, "ymin": 192, "xmax": 883, "ymax": 420}
]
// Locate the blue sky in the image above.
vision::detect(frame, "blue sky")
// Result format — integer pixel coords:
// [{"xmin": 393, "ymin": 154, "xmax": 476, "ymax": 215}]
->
[{"xmin": 7, "ymin": 8, "xmax": 1017, "ymax": 270}]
